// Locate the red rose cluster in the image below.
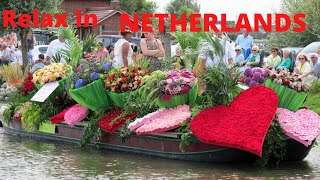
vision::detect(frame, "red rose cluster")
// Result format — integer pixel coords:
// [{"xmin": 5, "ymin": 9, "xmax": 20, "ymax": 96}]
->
[
  {"xmin": 98, "ymin": 109, "xmax": 137, "ymax": 134},
  {"xmin": 21, "ymin": 73, "xmax": 35, "ymax": 95}
]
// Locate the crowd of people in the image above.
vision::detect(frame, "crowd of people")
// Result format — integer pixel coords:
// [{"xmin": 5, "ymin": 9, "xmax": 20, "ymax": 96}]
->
[{"xmin": 1, "ymin": 28, "xmax": 319, "ymax": 83}]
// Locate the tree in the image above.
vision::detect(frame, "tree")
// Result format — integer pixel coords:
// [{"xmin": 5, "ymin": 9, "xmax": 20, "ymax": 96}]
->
[
  {"xmin": 268, "ymin": 0, "xmax": 320, "ymax": 48},
  {"xmin": 0, "ymin": 0, "xmax": 62, "ymax": 69},
  {"xmin": 165, "ymin": 0, "xmax": 200, "ymax": 20},
  {"xmin": 120, "ymin": 0, "xmax": 157, "ymax": 20}
]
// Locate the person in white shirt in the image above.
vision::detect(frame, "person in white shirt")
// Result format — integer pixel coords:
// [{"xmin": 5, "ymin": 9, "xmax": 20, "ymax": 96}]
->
[
  {"xmin": 198, "ymin": 27, "xmax": 234, "ymax": 72},
  {"xmin": 113, "ymin": 27, "xmax": 133, "ymax": 68},
  {"xmin": 46, "ymin": 34, "xmax": 67, "ymax": 63},
  {"xmin": 11, "ymin": 44, "xmax": 23, "ymax": 65}
]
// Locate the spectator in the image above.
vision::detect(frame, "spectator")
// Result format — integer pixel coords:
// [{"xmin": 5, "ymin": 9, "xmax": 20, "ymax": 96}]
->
[
  {"xmin": 275, "ymin": 50, "xmax": 292, "ymax": 70},
  {"xmin": 113, "ymin": 27, "xmax": 134, "ymax": 68},
  {"xmin": 295, "ymin": 54, "xmax": 311, "ymax": 76},
  {"xmin": 109, "ymin": 43, "xmax": 115, "ymax": 60},
  {"xmin": 46, "ymin": 33, "xmax": 67, "ymax": 63},
  {"xmin": 96, "ymin": 42, "xmax": 109, "ymax": 61},
  {"xmin": 0, "ymin": 42, "xmax": 11, "ymax": 65},
  {"xmin": 236, "ymin": 29, "xmax": 253, "ymax": 59},
  {"xmin": 12, "ymin": 44, "xmax": 23, "ymax": 66},
  {"xmin": 239, "ymin": 45, "xmax": 260, "ymax": 68},
  {"xmin": 27, "ymin": 32, "xmax": 36, "ymax": 52},
  {"xmin": 140, "ymin": 28, "xmax": 165, "ymax": 72},
  {"xmin": 31, "ymin": 54, "xmax": 46, "ymax": 72},
  {"xmin": 264, "ymin": 47, "xmax": 281, "ymax": 69},
  {"xmin": 233, "ymin": 45, "xmax": 245, "ymax": 65},
  {"xmin": 301, "ymin": 53, "xmax": 320, "ymax": 80}
]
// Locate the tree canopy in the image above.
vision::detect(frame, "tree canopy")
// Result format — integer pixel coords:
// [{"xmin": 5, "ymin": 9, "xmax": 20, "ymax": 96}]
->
[
  {"xmin": 268, "ymin": 0, "xmax": 320, "ymax": 48},
  {"xmin": 165, "ymin": 0, "xmax": 200, "ymax": 20},
  {"xmin": 120, "ymin": 0, "xmax": 157, "ymax": 19}
]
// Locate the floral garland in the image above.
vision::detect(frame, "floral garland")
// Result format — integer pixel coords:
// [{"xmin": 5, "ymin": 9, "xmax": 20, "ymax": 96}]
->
[
  {"xmin": 268, "ymin": 68, "xmax": 309, "ymax": 91},
  {"xmin": 135, "ymin": 105, "xmax": 191, "ymax": 135},
  {"xmin": 98, "ymin": 109, "xmax": 137, "ymax": 134},
  {"xmin": 159, "ymin": 69, "xmax": 196, "ymax": 101},
  {"xmin": 105, "ymin": 66, "xmax": 149, "ymax": 93},
  {"xmin": 277, "ymin": 108, "xmax": 320, "ymax": 147},
  {"xmin": 32, "ymin": 63, "xmax": 72, "ymax": 85}
]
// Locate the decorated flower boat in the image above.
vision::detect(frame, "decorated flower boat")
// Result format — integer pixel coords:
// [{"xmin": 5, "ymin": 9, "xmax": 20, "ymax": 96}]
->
[{"xmin": 1, "ymin": 119, "xmax": 314, "ymax": 163}]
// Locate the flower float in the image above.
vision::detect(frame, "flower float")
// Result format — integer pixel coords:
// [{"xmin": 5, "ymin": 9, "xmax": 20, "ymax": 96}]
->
[
  {"xmin": 277, "ymin": 108, "xmax": 320, "ymax": 147},
  {"xmin": 32, "ymin": 63, "xmax": 72, "ymax": 85},
  {"xmin": 241, "ymin": 67, "xmax": 267, "ymax": 87},
  {"xmin": 64, "ymin": 104, "xmax": 89, "ymax": 127},
  {"xmin": 156, "ymin": 69, "xmax": 198, "ymax": 108},
  {"xmin": 190, "ymin": 86, "xmax": 278, "ymax": 157},
  {"xmin": 69, "ymin": 60, "xmax": 113, "ymax": 111},
  {"xmin": 135, "ymin": 105, "xmax": 191, "ymax": 135},
  {"xmin": 98, "ymin": 109, "xmax": 137, "ymax": 134},
  {"xmin": 105, "ymin": 66, "xmax": 149, "ymax": 107}
]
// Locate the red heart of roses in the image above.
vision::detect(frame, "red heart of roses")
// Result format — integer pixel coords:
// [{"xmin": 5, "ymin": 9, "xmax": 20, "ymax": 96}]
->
[{"xmin": 190, "ymin": 86, "xmax": 278, "ymax": 157}]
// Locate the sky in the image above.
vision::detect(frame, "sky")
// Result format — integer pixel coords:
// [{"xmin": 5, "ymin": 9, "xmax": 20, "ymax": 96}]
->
[{"xmin": 149, "ymin": 0, "xmax": 282, "ymax": 23}]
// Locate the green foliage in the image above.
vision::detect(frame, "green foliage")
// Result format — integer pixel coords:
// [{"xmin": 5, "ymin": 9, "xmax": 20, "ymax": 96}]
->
[
  {"xmin": 116, "ymin": 120, "xmax": 133, "ymax": 143},
  {"xmin": 268, "ymin": 0, "xmax": 320, "ymax": 48},
  {"xmin": 21, "ymin": 103, "xmax": 41, "ymax": 132},
  {"xmin": 165, "ymin": 0, "xmax": 200, "ymax": 21},
  {"xmin": 176, "ymin": 121, "xmax": 200, "ymax": 152},
  {"xmin": 83, "ymin": 34, "xmax": 98, "ymax": 53},
  {"xmin": 59, "ymin": 27, "xmax": 83, "ymax": 68},
  {"xmin": 79, "ymin": 110, "xmax": 105, "ymax": 147},
  {"xmin": 124, "ymin": 91, "xmax": 158, "ymax": 118},
  {"xmin": 256, "ymin": 117, "xmax": 287, "ymax": 167},
  {"xmin": 303, "ymin": 81, "xmax": 320, "ymax": 114},
  {"xmin": 203, "ymin": 63, "xmax": 240, "ymax": 106},
  {"xmin": 2, "ymin": 104, "xmax": 16, "ymax": 125},
  {"xmin": 138, "ymin": 71, "xmax": 167, "ymax": 108},
  {"xmin": 119, "ymin": 0, "xmax": 157, "ymax": 20}
]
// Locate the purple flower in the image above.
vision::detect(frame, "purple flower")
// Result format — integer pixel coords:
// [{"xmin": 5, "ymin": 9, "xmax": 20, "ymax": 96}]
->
[
  {"xmin": 249, "ymin": 80, "xmax": 257, "ymax": 87},
  {"xmin": 102, "ymin": 63, "xmax": 112, "ymax": 70},
  {"xmin": 75, "ymin": 79, "xmax": 87, "ymax": 89},
  {"xmin": 253, "ymin": 72, "xmax": 261, "ymax": 79},
  {"xmin": 244, "ymin": 77, "xmax": 251, "ymax": 85},
  {"xmin": 90, "ymin": 72, "xmax": 100, "ymax": 81},
  {"xmin": 255, "ymin": 68, "xmax": 263, "ymax": 74},
  {"xmin": 244, "ymin": 68, "xmax": 253, "ymax": 76},
  {"xmin": 257, "ymin": 77, "xmax": 265, "ymax": 84}
]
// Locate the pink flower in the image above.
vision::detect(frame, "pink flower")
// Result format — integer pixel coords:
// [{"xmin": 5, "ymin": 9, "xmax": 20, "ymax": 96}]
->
[
  {"xmin": 166, "ymin": 79, "xmax": 173, "ymax": 84},
  {"xmin": 181, "ymin": 86, "xmax": 190, "ymax": 94}
]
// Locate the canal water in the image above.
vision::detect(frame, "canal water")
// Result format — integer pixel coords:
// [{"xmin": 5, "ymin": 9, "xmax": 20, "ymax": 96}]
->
[{"xmin": 0, "ymin": 128, "xmax": 319, "ymax": 180}]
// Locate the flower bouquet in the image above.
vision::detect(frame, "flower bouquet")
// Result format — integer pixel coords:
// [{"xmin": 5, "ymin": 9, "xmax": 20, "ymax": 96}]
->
[
  {"xmin": 69, "ymin": 60, "xmax": 113, "ymax": 111},
  {"xmin": 105, "ymin": 66, "xmax": 149, "ymax": 108},
  {"xmin": 134, "ymin": 105, "xmax": 191, "ymax": 135},
  {"xmin": 156, "ymin": 69, "xmax": 198, "ymax": 108},
  {"xmin": 265, "ymin": 69, "xmax": 308, "ymax": 111},
  {"xmin": 20, "ymin": 73, "xmax": 37, "ymax": 101},
  {"xmin": 98, "ymin": 109, "xmax": 137, "ymax": 134},
  {"xmin": 240, "ymin": 67, "xmax": 267, "ymax": 87}
]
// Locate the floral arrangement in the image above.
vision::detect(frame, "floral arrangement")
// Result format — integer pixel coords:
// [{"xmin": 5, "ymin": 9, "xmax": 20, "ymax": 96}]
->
[
  {"xmin": 135, "ymin": 105, "xmax": 191, "ymax": 135},
  {"xmin": 64, "ymin": 104, "xmax": 89, "ymax": 127},
  {"xmin": 268, "ymin": 68, "xmax": 308, "ymax": 91},
  {"xmin": 159, "ymin": 69, "xmax": 196, "ymax": 101},
  {"xmin": 190, "ymin": 86, "xmax": 278, "ymax": 157},
  {"xmin": 105, "ymin": 66, "xmax": 149, "ymax": 93},
  {"xmin": 128, "ymin": 109, "xmax": 165, "ymax": 131},
  {"xmin": 277, "ymin": 108, "xmax": 320, "ymax": 147},
  {"xmin": 98, "ymin": 109, "xmax": 137, "ymax": 134},
  {"xmin": 68, "ymin": 60, "xmax": 112, "ymax": 89},
  {"xmin": 13, "ymin": 102, "xmax": 30, "ymax": 121},
  {"xmin": 240, "ymin": 67, "xmax": 267, "ymax": 87},
  {"xmin": 32, "ymin": 63, "xmax": 72, "ymax": 85},
  {"xmin": 20, "ymin": 73, "xmax": 35, "ymax": 95}
]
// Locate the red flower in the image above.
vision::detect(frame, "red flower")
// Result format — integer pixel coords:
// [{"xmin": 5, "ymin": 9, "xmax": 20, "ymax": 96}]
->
[
  {"xmin": 271, "ymin": 74, "xmax": 277, "ymax": 79},
  {"xmin": 137, "ymin": 80, "xmax": 141, "ymax": 85},
  {"xmin": 161, "ymin": 94, "xmax": 171, "ymax": 101},
  {"xmin": 130, "ymin": 72, "xmax": 136, "ymax": 78},
  {"xmin": 121, "ymin": 77, "xmax": 128, "ymax": 83},
  {"xmin": 297, "ymin": 78, "xmax": 302, "ymax": 82},
  {"xmin": 27, "ymin": 73, "xmax": 33, "ymax": 81},
  {"xmin": 105, "ymin": 86, "xmax": 110, "ymax": 91},
  {"xmin": 124, "ymin": 85, "xmax": 130, "ymax": 91},
  {"xmin": 181, "ymin": 86, "xmax": 190, "ymax": 94}
]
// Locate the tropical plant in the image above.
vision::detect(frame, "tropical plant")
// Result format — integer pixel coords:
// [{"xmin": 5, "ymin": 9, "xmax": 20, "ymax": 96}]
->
[
  {"xmin": 83, "ymin": 34, "xmax": 98, "ymax": 53},
  {"xmin": 59, "ymin": 27, "xmax": 83, "ymax": 68}
]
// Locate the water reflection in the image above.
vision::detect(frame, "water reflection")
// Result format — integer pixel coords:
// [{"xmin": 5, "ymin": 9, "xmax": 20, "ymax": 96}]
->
[{"xmin": 0, "ymin": 128, "xmax": 319, "ymax": 179}]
